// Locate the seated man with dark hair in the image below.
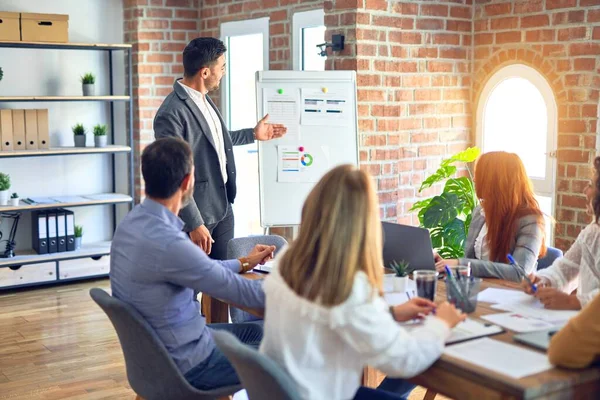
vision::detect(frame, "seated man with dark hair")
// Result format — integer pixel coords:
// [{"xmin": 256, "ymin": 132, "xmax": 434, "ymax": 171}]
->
[{"xmin": 110, "ymin": 137, "xmax": 274, "ymax": 391}]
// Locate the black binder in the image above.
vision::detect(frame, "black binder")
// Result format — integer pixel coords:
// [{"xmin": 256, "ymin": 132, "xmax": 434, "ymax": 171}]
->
[
  {"xmin": 65, "ymin": 209, "xmax": 75, "ymax": 251},
  {"xmin": 56, "ymin": 209, "xmax": 67, "ymax": 252},
  {"xmin": 47, "ymin": 210, "xmax": 58, "ymax": 254},
  {"xmin": 31, "ymin": 211, "xmax": 48, "ymax": 255}
]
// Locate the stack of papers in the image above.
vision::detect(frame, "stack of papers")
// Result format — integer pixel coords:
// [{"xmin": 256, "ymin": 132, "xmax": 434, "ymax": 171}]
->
[{"xmin": 401, "ymin": 318, "xmax": 503, "ymax": 344}]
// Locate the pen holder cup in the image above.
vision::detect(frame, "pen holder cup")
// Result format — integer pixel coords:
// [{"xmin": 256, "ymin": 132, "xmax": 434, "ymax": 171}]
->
[{"xmin": 446, "ymin": 277, "xmax": 482, "ymax": 314}]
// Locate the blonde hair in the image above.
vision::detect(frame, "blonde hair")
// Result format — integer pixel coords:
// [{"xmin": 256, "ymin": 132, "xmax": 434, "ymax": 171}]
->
[{"xmin": 279, "ymin": 164, "xmax": 383, "ymax": 306}]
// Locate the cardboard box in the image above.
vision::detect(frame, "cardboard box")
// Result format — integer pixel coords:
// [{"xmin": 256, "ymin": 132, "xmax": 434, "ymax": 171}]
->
[
  {"xmin": 20, "ymin": 12, "xmax": 68, "ymax": 43},
  {"xmin": 0, "ymin": 11, "xmax": 20, "ymax": 41}
]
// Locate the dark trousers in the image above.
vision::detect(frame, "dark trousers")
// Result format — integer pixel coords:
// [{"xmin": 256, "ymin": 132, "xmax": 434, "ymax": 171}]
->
[
  {"xmin": 184, "ymin": 322, "xmax": 263, "ymax": 391},
  {"xmin": 206, "ymin": 203, "xmax": 235, "ymax": 261}
]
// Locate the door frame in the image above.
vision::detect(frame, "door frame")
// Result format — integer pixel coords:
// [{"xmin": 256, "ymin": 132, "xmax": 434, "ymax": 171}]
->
[{"xmin": 292, "ymin": 9, "xmax": 325, "ymax": 71}]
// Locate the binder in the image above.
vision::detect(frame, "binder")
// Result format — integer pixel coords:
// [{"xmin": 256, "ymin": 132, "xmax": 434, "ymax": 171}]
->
[
  {"xmin": 24, "ymin": 109, "xmax": 38, "ymax": 150},
  {"xmin": 11, "ymin": 109, "xmax": 25, "ymax": 150},
  {"xmin": 36, "ymin": 109, "xmax": 50, "ymax": 149},
  {"xmin": 47, "ymin": 210, "xmax": 58, "ymax": 253},
  {"xmin": 65, "ymin": 209, "xmax": 75, "ymax": 251},
  {"xmin": 32, "ymin": 211, "xmax": 48, "ymax": 254},
  {"xmin": 0, "ymin": 109, "xmax": 13, "ymax": 151},
  {"xmin": 56, "ymin": 209, "xmax": 67, "ymax": 252}
]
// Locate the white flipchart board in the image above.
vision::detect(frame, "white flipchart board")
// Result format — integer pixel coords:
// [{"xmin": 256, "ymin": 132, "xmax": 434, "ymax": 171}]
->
[{"xmin": 256, "ymin": 71, "xmax": 359, "ymax": 227}]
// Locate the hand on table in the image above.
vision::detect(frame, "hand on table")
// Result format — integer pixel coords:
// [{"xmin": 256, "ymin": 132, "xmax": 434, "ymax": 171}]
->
[
  {"xmin": 435, "ymin": 258, "xmax": 458, "ymax": 273},
  {"xmin": 391, "ymin": 298, "xmax": 436, "ymax": 322},
  {"xmin": 435, "ymin": 302, "xmax": 467, "ymax": 329},
  {"xmin": 535, "ymin": 287, "xmax": 581, "ymax": 310},
  {"xmin": 520, "ymin": 273, "xmax": 548, "ymax": 295}
]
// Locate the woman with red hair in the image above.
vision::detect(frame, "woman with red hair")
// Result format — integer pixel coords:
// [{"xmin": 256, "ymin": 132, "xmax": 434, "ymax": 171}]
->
[{"xmin": 436, "ymin": 151, "xmax": 547, "ymax": 281}]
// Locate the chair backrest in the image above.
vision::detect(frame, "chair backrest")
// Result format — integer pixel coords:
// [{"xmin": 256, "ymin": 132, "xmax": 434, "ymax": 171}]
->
[
  {"xmin": 537, "ymin": 246, "xmax": 563, "ymax": 270},
  {"xmin": 212, "ymin": 330, "xmax": 302, "ymax": 400},
  {"xmin": 89, "ymin": 288, "xmax": 240, "ymax": 400},
  {"xmin": 227, "ymin": 235, "xmax": 288, "ymax": 259}
]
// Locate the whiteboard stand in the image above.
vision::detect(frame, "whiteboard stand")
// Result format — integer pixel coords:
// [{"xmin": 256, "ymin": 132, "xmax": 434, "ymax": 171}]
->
[{"xmin": 256, "ymin": 70, "xmax": 359, "ymax": 229}]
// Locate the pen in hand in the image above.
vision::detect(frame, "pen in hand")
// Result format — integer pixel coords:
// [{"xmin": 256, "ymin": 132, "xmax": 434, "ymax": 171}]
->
[{"xmin": 507, "ymin": 254, "xmax": 537, "ymax": 293}]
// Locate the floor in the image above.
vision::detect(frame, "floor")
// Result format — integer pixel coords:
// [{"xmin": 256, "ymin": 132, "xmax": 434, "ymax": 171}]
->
[{"xmin": 0, "ymin": 278, "xmax": 448, "ymax": 400}]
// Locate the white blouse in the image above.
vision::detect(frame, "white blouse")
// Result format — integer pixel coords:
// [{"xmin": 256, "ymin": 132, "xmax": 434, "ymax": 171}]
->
[
  {"xmin": 537, "ymin": 222, "xmax": 600, "ymax": 306},
  {"xmin": 259, "ymin": 257, "xmax": 450, "ymax": 400},
  {"xmin": 474, "ymin": 222, "xmax": 490, "ymax": 261}
]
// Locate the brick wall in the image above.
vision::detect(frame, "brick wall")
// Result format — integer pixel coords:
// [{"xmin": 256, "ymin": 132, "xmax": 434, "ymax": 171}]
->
[
  {"xmin": 123, "ymin": 0, "xmax": 200, "ymax": 201},
  {"xmin": 473, "ymin": 0, "xmax": 600, "ymax": 250},
  {"xmin": 325, "ymin": 0, "xmax": 473, "ymax": 223}
]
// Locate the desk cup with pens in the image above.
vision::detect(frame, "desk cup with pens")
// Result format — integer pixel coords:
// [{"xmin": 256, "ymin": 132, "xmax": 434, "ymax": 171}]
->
[
  {"xmin": 446, "ymin": 277, "xmax": 482, "ymax": 314},
  {"xmin": 413, "ymin": 270, "xmax": 439, "ymax": 301}
]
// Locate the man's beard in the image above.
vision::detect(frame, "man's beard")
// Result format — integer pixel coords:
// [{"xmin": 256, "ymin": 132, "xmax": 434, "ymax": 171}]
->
[{"xmin": 181, "ymin": 188, "xmax": 194, "ymax": 208}]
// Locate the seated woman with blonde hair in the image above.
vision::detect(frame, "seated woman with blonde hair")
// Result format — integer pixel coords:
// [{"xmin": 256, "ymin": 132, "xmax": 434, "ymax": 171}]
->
[
  {"xmin": 259, "ymin": 164, "xmax": 466, "ymax": 400},
  {"xmin": 521, "ymin": 156, "xmax": 600, "ymax": 311},
  {"xmin": 436, "ymin": 151, "xmax": 547, "ymax": 281}
]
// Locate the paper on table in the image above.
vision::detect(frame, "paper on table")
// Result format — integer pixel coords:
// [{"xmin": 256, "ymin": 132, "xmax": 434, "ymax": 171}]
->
[
  {"xmin": 263, "ymin": 89, "xmax": 299, "ymax": 141},
  {"xmin": 384, "ymin": 292, "xmax": 411, "ymax": 306},
  {"xmin": 444, "ymin": 338, "xmax": 553, "ymax": 379},
  {"xmin": 50, "ymin": 196, "xmax": 89, "ymax": 203},
  {"xmin": 477, "ymin": 288, "xmax": 532, "ymax": 304},
  {"xmin": 491, "ymin": 297, "xmax": 578, "ymax": 324},
  {"xmin": 481, "ymin": 312, "xmax": 556, "ymax": 333},
  {"xmin": 446, "ymin": 318, "xmax": 503, "ymax": 344}
]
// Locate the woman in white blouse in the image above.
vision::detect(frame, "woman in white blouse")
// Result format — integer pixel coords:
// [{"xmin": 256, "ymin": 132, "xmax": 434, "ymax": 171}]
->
[
  {"xmin": 259, "ymin": 165, "xmax": 465, "ymax": 400},
  {"xmin": 522, "ymin": 156, "xmax": 600, "ymax": 310}
]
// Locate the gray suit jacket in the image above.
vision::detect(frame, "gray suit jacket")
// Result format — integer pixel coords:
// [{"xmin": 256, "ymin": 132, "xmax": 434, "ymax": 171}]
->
[
  {"xmin": 459, "ymin": 206, "xmax": 545, "ymax": 282},
  {"xmin": 153, "ymin": 79, "xmax": 254, "ymax": 230}
]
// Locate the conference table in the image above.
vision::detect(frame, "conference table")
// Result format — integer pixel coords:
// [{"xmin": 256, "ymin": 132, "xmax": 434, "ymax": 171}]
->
[{"xmin": 202, "ymin": 273, "xmax": 600, "ymax": 399}]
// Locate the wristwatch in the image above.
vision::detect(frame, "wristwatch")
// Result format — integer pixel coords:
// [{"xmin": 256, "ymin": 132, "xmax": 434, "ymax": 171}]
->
[{"xmin": 238, "ymin": 257, "xmax": 251, "ymax": 273}]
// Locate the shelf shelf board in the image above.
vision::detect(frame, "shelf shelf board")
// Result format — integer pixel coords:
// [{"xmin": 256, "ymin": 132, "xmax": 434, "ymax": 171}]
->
[
  {"xmin": 0, "ymin": 241, "xmax": 111, "ymax": 268},
  {"xmin": 0, "ymin": 40, "xmax": 131, "ymax": 51},
  {"xmin": 0, "ymin": 145, "xmax": 131, "ymax": 158},
  {"xmin": 0, "ymin": 193, "xmax": 133, "ymax": 212},
  {"xmin": 0, "ymin": 96, "xmax": 130, "ymax": 102}
]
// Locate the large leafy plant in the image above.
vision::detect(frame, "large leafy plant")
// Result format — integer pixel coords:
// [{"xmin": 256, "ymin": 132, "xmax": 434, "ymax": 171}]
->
[{"xmin": 409, "ymin": 147, "xmax": 480, "ymax": 259}]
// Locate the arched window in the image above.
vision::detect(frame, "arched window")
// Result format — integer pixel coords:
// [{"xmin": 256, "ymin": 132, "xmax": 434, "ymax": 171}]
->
[{"xmin": 476, "ymin": 64, "xmax": 557, "ymax": 243}]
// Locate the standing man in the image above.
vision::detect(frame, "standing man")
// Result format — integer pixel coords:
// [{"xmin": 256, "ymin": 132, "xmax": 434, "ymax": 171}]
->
[{"xmin": 154, "ymin": 37, "xmax": 286, "ymax": 260}]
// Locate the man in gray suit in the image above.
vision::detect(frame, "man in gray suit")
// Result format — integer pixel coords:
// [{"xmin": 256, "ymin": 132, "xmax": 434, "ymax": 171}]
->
[{"xmin": 154, "ymin": 37, "xmax": 286, "ymax": 260}]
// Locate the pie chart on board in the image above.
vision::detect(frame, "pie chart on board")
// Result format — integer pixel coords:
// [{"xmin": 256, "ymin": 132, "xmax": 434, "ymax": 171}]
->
[{"xmin": 301, "ymin": 153, "xmax": 313, "ymax": 167}]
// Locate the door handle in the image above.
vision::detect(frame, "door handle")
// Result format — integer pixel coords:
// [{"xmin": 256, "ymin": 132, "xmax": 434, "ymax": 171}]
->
[{"xmin": 545, "ymin": 151, "xmax": 557, "ymax": 158}]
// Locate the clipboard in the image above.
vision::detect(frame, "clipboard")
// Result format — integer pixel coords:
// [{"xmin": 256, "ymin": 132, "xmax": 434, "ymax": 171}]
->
[{"xmin": 446, "ymin": 318, "xmax": 504, "ymax": 345}]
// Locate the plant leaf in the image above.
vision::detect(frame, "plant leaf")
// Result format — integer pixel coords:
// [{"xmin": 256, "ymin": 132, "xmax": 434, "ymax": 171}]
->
[
  {"xmin": 444, "ymin": 177, "xmax": 476, "ymax": 215},
  {"xmin": 441, "ymin": 147, "xmax": 481, "ymax": 167},
  {"xmin": 419, "ymin": 165, "xmax": 457, "ymax": 192},
  {"xmin": 422, "ymin": 193, "xmax": 464, "ymax": 228},
  {"xmin": 443, "ymin": 218, "xmax": 466, "ymax": 249},
  {"xmin": 409, "ymin": 198, "xmax": 432, "ymax": 212},
  {"xmin": 429, "ymin": 227, "xmax": 444, "ymax": 249}
]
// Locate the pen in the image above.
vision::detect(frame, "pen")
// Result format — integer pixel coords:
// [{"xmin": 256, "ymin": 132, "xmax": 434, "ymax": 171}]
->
[
  {"xmin": 507, "ymin": 254, "xmax": 537, "ymax": 293},
  {"xmin": 445, "ymin": 265, "xmax": 467, "ymax": 303}
]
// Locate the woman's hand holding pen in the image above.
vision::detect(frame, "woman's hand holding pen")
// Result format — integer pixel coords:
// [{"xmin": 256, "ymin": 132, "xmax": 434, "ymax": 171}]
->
[{"xmin": 520, "ymin": 273, "xmax": 548, "ymax": 295}]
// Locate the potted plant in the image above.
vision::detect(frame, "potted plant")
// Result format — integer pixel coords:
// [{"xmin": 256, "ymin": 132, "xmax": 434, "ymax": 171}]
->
[
  {"xmin": 410, "ymin": 147, "xmax": 481, "ymax": 259},
  {"xmin": 74, "ymin": 225, "xmax": 83, "ymax": 250},
  {"xmin": 93, "ymin": 124, "xmax": 107, "ymax": 148},
  {"xmin": 0, "ymin": 173, "xmax": 10, "ymax": 206},
  {"xmin": 10, "ymin": 192, "xmax": 19, "ymax": 207},
  {"xmin": 72, "ymin": 123, "xmax": 86, "ymax": 148},
  {"xmin": 81, "ymin": 72, "xmax": 95, "ymax": 96},
  {"xmin": 389, "ymin": 260, "xmax": 410, "ymax": 292}
]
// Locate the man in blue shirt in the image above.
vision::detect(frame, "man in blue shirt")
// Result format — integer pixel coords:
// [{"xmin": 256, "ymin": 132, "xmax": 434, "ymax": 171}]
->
[{"xmin": 110, "ymin": 137, "xmax": 275, "ymax": 391}]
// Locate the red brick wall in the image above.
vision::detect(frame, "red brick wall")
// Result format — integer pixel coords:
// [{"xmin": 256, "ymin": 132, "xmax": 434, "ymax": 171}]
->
[
  {"xmin": 473, "ymin": 0, "xmax": 600, "ymax": 249},
  {"xmin": 123, "ymin": 0, "xmax": 200, "ymax": 201},
  {"xmin": 325, "ymin": 0, "xmax": 473, "ymax": 223}
]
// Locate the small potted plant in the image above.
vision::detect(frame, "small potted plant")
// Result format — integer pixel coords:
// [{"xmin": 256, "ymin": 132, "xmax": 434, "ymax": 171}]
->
[
  {"xmin": 0, "ymin": 173, "xmax": 10, "ymax": 206},
  {"xmin": 72, "ymin": 123, "xmax": 86, "ymax": 148},
  {"xmin": 93, "ymin": 124, "xmax": 107, "ymax": 148},
  {"xmin": 389, "ymin": 260, "xmax": 410, "ymax": 292},
  {"xmin": 74, "ymin": 225, "xmax": 83, "ymax": 250},
  {"xmin": 81, "ymin": 72, "xmax": 95, "ymax": 96},
  {"xmin": 10, "ymin": 192, "xmax": 19, "ymax": 207}
]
